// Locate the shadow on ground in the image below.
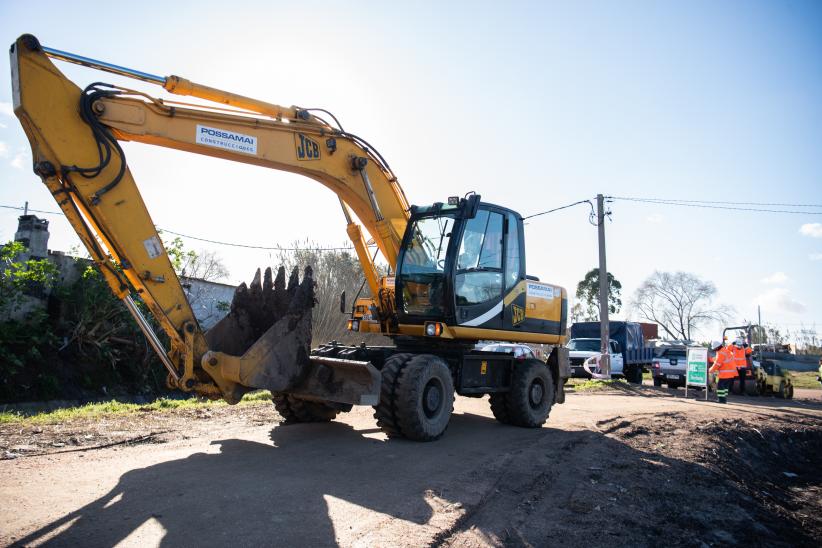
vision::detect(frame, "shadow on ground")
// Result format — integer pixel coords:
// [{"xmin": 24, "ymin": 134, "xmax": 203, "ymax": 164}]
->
[{"xmin": 11, "ymin": 407, "xmax": 821, "ymax": 547}]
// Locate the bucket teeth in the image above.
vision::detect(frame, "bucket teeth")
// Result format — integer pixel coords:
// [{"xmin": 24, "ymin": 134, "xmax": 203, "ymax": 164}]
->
[{"xmin": 205, "ymin": 265, "xmax": 315, "ymax": 357}]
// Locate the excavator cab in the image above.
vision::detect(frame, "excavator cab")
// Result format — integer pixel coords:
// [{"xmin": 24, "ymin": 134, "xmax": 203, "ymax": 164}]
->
[{"xmin": 395, "ymin": 195, "xmax": 566, "ymax": 341}]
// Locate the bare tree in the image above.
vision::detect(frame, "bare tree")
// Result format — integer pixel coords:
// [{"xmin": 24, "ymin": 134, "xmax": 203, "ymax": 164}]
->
[
  {"xmin": 631, "ymin": 271, "xmax": 733, "ymax": 340},
  {"xmin": 275, "ymin": 241, "xmax": 389, "ymax": 346}
]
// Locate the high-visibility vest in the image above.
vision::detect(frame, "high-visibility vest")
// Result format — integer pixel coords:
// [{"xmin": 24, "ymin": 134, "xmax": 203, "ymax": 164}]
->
[
  {"xmin": 731, "ymin": 345, "xmax": 748, "ymax": 369},
  {"xmin": 710, "ymin": 347, "xmax": 738, "ymax": 379}
]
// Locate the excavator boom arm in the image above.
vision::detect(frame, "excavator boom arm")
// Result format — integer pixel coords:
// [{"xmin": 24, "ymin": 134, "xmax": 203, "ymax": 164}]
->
[{"xmin": 11, "ymin": 35, "xmax": 401, "ymax": 402}]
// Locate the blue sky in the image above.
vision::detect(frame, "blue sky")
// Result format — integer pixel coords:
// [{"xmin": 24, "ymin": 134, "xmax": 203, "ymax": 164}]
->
[{"xmin": 1, "ymin": 1, "xmax": 820, "ymax": 341}]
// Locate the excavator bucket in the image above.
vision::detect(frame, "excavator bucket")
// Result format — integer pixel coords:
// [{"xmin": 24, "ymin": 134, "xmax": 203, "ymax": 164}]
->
[{"xmin": 202, "ymin": 266, "xmax": 380, "ymax": 406}]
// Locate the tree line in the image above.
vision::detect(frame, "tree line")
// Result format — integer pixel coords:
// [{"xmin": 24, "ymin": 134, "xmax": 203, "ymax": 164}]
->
[{"xmin": 572, "ymin": 267, "xmax": 732, "ymax": 341}]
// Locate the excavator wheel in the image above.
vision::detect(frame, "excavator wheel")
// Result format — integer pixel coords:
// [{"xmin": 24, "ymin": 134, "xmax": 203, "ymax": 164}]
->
[
  {"xmin": 373, "ymin": 353, "xmax": 414, "ymax": 437},
  {"xmin": 501, "ymin": 359, "xmax": 555, "ymax": 428},
  {"xmin": 272, "ymin": 393, "xmax": 339, "ymax": 423},
  {"xmin": 394, "ymin": 354, "xmax": 454, "ymax": 441},
  {"xmin": 489, "ymin": 393, "xmax": 512, "ymax": 424},
  {"xmin": 373, "ymin": 353, "xmax": 455, "ymax": 441}
]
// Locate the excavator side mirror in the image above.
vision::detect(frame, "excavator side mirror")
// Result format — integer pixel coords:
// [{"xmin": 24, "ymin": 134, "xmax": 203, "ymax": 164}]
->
[{"xmin": 340, "ymin": 290, "xmax": 346, "ymax": 314}]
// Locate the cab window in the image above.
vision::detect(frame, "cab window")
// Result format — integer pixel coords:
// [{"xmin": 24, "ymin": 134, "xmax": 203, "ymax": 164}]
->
[
  {"xmin": 457, "ymin": 210, "xmax": 503, "ymax": 270},
  {"xmin": 455, "ymin": 210, "xmax": 503, "ymax": 306},
  {"xmin": 505, "ymin": 213, "xmax": 520, "ymax": 290},
  {"xmin": 398, "ymin": 214, "xmax": 455, "ymax": 316}
]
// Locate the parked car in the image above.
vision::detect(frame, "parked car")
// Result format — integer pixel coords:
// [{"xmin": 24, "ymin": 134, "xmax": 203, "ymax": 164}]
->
[
  {"xmin": 480, "ymin": 343, "xmax": 537, "ymax": 361},
  {"xmin": 651, "ymin": 346, "xmax": 688, "ymax": 388},
  {"xmin": 567, "ymin": 338, "xmax": 624, "ymax": 378}
]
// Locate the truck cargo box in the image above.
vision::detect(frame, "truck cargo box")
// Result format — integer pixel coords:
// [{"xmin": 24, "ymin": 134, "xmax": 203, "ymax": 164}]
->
[{"xmin": 570, "ymin": 321, "xmax": 654, "ymax": 365}]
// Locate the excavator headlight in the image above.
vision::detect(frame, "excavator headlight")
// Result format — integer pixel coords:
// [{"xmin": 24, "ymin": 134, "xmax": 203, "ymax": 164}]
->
[
  {"xmin": 425, "ymin": 322, "xmax": 443, "ymax": 337},
  {"xmin": 448, "ymin": 196, "xmax": 460, "ymax": 206},
  {"xmin": 347, "ymin": 319, "xmax": 360, "ymax": 332}
]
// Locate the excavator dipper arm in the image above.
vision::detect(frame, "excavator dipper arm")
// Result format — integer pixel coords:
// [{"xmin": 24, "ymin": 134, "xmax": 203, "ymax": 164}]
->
[{"xmin": 10, "ymin": 34, "xmax": 403, "ymax": 404}]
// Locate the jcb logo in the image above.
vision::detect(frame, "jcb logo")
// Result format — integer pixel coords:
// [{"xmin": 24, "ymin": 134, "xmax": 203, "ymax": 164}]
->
[
  {"xmin": 295, "ymin": 133, "xmax": 320, "ymax": 160},
  {"xmin": 511, "ymin": 304, "xmax": 525, "ymax": 326}
]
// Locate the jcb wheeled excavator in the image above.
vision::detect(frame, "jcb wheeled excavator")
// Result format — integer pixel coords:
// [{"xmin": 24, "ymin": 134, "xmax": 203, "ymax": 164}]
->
[{"xmin": 10, "ymin": 35, "xmax": 570, "ymax": 441}]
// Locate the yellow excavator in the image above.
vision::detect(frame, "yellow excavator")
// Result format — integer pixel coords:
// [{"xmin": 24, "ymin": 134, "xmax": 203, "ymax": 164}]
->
[{"xmin": 10, "ymin": 34, "xmax": 570, "ymax": 441}]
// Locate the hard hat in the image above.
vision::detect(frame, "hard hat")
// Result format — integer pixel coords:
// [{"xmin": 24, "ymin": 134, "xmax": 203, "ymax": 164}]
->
[{"xmin": 710, "ymin": 340, "xmax": 723, "ymax": 350}]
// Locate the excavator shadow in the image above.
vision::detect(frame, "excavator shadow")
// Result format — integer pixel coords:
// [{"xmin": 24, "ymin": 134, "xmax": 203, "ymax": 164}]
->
[{"xmin": 9, "ymin": 412, "xmax": 540, "ymax": 547}]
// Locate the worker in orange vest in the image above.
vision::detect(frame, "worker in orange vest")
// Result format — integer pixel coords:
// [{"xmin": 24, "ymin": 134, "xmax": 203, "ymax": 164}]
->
[
  {"xmin": 709, "ymin": 340, "xmax": 737, "ymax": 404},
  {"xmin": 732, "ymin": 338, "xmax": 750, "ymax": 395}
]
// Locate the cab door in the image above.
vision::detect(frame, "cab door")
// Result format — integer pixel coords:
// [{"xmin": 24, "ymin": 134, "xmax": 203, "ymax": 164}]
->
[
  {"xmin": 454, "ymin": 208, "xmax": 504, "ymax": 329},
  {"xmin": 501, "ymin": 212, "xmax": 526, "ymax": 330}
]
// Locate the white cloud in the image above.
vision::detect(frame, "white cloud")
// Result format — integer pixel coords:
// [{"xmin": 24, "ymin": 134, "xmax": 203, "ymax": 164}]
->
[
  {"xmin": 0, "ymin": 102, "xmax": 12, "ymax": 117},
  {"xmin": 760, "ymin": 272, "xmax": 788, "ymax": 284},
  {"xmin": 646, "ymin": 213, "xmax": 663, "ymax": 223},
  {"xmin": 0, "ymin": 141, "xmax": 8, "ymax": 157},
  {"xmin": 10, "ymin": 152, "xmax": 26, "ymax": 169},
  {"xmin": 755, "ymin": 287, "xmax": 807, "ymax": 314},
  {"xmin": 810, "ymin": 253, "xmax": 822, "ymax": 261},
  {"xmin": 799, "ymin": 223, "xmax": 822, "ymax": 238}
]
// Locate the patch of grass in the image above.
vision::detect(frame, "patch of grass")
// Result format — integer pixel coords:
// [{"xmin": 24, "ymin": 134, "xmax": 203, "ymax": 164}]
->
[
  {"xmin": 0, "ymin": 390, "xmax": 274, "ymax": 425},
  {"xmin": 571, "ymin": 378, "xmax": 629, "ymax": 392},
  {"xmin": 790, "ymin": 371, "xmax": 821, "ymax": 390},
  {"xmin": 241, "ymin": 390, "xmax": 274, "ymax": 401}
]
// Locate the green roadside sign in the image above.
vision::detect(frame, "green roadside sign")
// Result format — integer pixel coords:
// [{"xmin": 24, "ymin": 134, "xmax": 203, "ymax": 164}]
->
[{"xmin": 686, "ymin": 346, "xmax": 708, "ymax": 386}]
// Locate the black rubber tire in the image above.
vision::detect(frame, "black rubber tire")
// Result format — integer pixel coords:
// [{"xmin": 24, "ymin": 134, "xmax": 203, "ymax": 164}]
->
[
  {"xmin": 372, "ymin": 353, "xmax": 415, "ymax": 438},
  {"xmin": 653, "ymin": 377, "xmax": 663, "ymax": 387},
  {"xmin": 786, "ymin": 384, "xmax": 794, "ymax": 400},
  {"xmin": 777, "ymin": 381, "xmax": 787, "ymax": 399},
  {"xmin": 392, "ymin": 354, "xmax": 455, "ymax": 441},
  {"xmin": 626, "ymin": 365, "xmax": 643, "ymax": 385},
  {"xmin": 504, "ymin": 359, "xmax": 555, "ymax": 428},
  {"xmin": 272, "ymin": 393, "xmax": 339, "ymax": 423},
  {"xmin": 489, "ymin": 393, "xmax": 511, "ymax": 424}
]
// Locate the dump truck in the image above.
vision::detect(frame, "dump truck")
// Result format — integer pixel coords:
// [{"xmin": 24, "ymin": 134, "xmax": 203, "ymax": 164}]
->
[
  {"xmin": 569, "ymin": 321, "xmax": 655, "ymax": 384},
  {"xmin": 10, "ymin": 34, "xmax": 571, "ymax": 441}
]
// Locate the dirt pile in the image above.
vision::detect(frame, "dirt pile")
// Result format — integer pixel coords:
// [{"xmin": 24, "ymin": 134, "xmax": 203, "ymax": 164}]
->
[{"xmin": 602, "ymin": 413, "xmax": 822, "ymax": 547}]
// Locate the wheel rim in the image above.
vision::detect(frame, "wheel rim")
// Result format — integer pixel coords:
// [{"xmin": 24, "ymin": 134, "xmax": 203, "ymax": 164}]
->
[
  {"xmin": 529, "ymin": 379, "xmax": 545, "ymax": 408},
  {"xmin": 423, "ymin": 378, "xmax": 444, "ymax": 418}
]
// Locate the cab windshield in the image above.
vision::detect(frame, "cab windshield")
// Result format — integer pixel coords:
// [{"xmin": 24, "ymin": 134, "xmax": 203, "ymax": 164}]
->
[{"xmin": 398, "ymin": 214, "xmax": 455, "ymax": 316}]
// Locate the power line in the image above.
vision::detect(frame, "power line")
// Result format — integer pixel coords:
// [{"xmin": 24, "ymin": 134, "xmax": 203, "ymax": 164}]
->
[
  {"xmin": 608, "ymin": 196, "xmax": 822, "ymax": 215},
  {"xmin": 523, "ymin": 199, "xmax": 594, "ymax": 220},
  {"xmin": 157, "ymin": 229, "xmax": 357, "ymax": 252},
  {"xmin": 610, "ymin": 196, "xmax": 822, "ymax": 208},
  {"xmin": 0, "ymin": 204, "xmax": 64, "ymax": 216},
  {"xmin": 1, "ymin": 203, "xmax": 359, "ymax": 252}
]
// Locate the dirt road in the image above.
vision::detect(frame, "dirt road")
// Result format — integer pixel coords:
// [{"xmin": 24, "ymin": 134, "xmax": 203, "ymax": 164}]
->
[{"xmin": 2, "ymin": 386, "xmax": 821, "ymax": 547}]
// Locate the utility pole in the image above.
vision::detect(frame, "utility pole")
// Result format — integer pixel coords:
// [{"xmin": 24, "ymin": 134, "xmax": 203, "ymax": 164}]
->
[{"xmin": 597, "ymin": 194, "xmax": 610, "ymax": 377}]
